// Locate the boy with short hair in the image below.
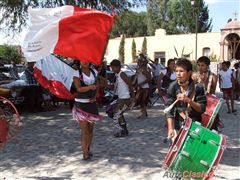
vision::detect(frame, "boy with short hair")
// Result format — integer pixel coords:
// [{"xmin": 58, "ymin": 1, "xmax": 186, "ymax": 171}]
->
[
  {"xmin": 166, "ymin": 58, "xmax": 207, "ymax": 140},
  {"xmin": 110, "ymin": 59, "xmax": 135, "ymax": 137}
]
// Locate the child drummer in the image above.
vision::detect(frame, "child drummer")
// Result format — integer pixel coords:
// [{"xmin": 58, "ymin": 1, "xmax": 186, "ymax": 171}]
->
[
  {"xmin": 165, "ymin": 58, "xmax": 207, "ymax": 141},
  {"xmin": 192, "ymin": 56, "xmax": 218, "ymax": 94}
]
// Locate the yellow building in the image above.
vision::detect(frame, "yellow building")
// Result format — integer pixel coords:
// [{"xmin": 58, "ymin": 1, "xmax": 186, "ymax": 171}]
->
[{"xmin": 105, "ymin": 19, "xmax": 240, "ymax": 65}]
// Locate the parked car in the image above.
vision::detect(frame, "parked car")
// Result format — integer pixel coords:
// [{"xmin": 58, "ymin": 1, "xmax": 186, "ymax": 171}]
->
[
  {"xmin": 3, "ymin": 64, "xmax": 26, "ymax": 79},
  {"xmin": 0, "ymin": 69, "xmax": 27, "ymax": 106}
]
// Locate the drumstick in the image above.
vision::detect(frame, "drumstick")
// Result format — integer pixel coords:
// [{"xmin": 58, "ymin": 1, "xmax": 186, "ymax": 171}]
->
[{"xmin": 163, "ymin": 99, "xmax": 179, "ymax": 114}]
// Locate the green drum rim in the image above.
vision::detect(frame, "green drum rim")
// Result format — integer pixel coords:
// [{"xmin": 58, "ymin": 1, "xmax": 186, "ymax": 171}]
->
[
  {"xmin": 206, "ymin": 98, "xmax": 224, "ymax": 129},
  {"xmin": 169, "ymin": 122, "xmax": 223, "ymax": 179}
]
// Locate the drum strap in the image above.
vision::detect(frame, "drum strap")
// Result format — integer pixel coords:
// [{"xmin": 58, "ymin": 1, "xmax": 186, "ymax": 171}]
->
[
  {"xmin": 178, "ymin": 84, "xmax": 196, "ymax": 121},
  {"xmin": 207, "ymin": 72, "xmax": 213, "ymax": 94}
]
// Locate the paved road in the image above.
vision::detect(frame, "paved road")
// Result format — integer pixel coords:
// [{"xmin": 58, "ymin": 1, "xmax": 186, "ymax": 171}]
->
[{"xmin": 0, "ymin": 95, "xmax": 239, "ymax": 179}]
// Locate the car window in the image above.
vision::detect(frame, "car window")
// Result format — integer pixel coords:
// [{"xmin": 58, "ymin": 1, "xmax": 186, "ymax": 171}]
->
[{"xmin": 17, "ymin": 65, "xmax": 26, "ymax": 73}]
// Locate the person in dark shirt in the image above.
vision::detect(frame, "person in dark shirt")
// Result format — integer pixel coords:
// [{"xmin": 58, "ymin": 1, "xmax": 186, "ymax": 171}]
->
[
  {"xmin": 23, "ymin": 62, "xmax": 42, "ymax": 112},
  {"xmin": 166, "ymin": 58, "xmax": 207, "ymax": 140},
  {"xmin": 9, "ymin": 61, "xmax": 19, "ymax": 80}
]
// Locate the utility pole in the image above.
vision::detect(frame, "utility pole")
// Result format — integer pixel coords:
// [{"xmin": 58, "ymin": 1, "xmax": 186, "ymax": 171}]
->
[{"xmin": 191, "ymin": 0, "xmax": 198, "ymax": 60}]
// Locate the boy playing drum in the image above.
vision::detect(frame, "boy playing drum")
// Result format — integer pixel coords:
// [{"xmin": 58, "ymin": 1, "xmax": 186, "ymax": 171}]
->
[{"xmin": 165, "ymin": 58, "xmax": 207, "ymax": 140}]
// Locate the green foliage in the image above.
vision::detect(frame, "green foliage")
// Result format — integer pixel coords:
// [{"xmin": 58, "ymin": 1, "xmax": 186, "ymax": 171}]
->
[
  {"xmin": 0, "ymin": 0, "xmax": 146, "ymax": 34},
  {"xmin": 147, "ymin": 0, "xmax": 212, "ymax": 35},
  {"xmin": 131, "ymin": 39, "xmax": 137, "ymax": 62},
  {"xmin": 119, "ymin": 35, "xmax": 125, "ymax": 63},
  {"xmin": 147, "ymin": 0, "xmax": 169, "ymax": 35},
  {"xmin": 110, "ymin": 11, "xmax": 148, "ymax": 38},
  {"xmin": 0, "ymin": 45, "xmax": 22, "ymax": 64},
  {"xmin": 141, "ymin": 37, "xmax": 147, "ymax": 55}
]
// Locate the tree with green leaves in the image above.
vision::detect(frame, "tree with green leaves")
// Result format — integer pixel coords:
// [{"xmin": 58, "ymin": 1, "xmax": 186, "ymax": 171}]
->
[
  {"xmin": 147, "ymin": 0, "xmax": 169, "ymax": 35},
  {"xmin": 141, "ymin": 37, "xmax": 147, "ymax": 55},
  {"xmin": 0, "ymin": 0, "xmax": 146, "ymax": 34},
  {"xmin": 147, "ymin": 0, "xmax": 212, "ymax": 35},
  {"xmin": 131, "ymin": 39, "xmax": 137, "ymax": 62},
  {"xmin": 0, "ymin": 45, "xmax": 22, "ymax": 64},
  {"xmin": 111, "ymin": 11, "xmax": 148, "ymax": 38},
  {"xmin": 119, "ymin": 35, "xmax": 125, "ymax": 63}
]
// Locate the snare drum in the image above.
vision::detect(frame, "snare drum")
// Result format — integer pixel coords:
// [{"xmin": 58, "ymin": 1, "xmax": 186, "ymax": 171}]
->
[
  {"xmin": 202, "ymin": 94, "xmax": 224, "ymax": 129},
  {"xmin": 164, "ymin": 118, "xmax": 227, "ymax": 180}
]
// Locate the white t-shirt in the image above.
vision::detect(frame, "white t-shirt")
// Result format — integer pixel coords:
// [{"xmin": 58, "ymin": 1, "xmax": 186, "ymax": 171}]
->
[
  {"xmin": 161, "ymin": 69, "xmax": 176, "ymax": 81},
  {"xmin": 137, "ymin": 72, "xmax": 149, "ymax": 89},
  {"xmin": 152, "ymin": 64, "xmax": 165, "ymax": 77},
  {"xmin": 73, "ymin": 69, "xmax": 98, "ymax": 85},
  {"xmin": 116, "ymin": 71, "xmax": 130, "ymax": 99},
  {"xmin": 219, "ymin": 69, "xmax": 233, "ymax": 88}
]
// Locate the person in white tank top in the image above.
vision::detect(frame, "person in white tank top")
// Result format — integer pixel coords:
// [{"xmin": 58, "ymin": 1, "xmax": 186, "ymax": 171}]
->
[{"xmin": 109, "ymin": 59, "xmax": 135, "ymax": 137}]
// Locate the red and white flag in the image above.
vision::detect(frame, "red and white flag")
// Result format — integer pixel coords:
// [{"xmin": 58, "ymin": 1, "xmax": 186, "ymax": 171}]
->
[
  {"xmin": 22, "ymin": 6, "xmax": 114, "ymax": 65},
  {"xmin": 34, "ymin": 55, "xmax": 77, "ymax": 100}
]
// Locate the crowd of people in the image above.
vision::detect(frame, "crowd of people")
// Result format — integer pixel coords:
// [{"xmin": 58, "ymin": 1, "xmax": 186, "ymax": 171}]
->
[
  {"xmin": 71, "ymin": 54, "xmax": 240, "ymax": 160},
  {"xmin": 2, "ymin": 55, "xmax": 239, "ymax": 161}
]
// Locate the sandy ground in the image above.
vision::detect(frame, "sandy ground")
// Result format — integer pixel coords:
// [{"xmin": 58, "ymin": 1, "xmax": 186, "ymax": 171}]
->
[{"xmin": 0, "ymin": 92, "xmax": 239, "ymax": 180}]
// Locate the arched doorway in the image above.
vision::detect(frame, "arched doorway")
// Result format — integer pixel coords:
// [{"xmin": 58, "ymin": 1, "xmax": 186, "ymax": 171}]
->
[
  {"xmin": 225, "ymin": 33, "xmax": 240, "ymax": 59},
  {"xmin": 220, "ymin": 19, "xmax": 240, "ymax": 60}
]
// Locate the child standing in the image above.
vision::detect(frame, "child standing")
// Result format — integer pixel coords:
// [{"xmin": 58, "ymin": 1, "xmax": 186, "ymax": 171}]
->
[
  {"xmin": 219, "ymin": 61, "xmax": 236, "ymax": 113},
  {"xmin": 110, "ymin": 59, "xmax": 135, "ymax": 137}
]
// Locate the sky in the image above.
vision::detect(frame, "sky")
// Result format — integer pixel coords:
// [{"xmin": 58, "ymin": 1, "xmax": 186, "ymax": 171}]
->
[{"xmin": 0, "ymin": 0, "xmax": 239, "ymax": 45}]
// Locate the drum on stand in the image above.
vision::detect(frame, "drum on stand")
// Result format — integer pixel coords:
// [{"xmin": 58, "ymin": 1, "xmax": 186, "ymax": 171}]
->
[
  {"xmin": 201, "ymin": 94, "xmax": 224, "ymax": 130},
  {"xmin": 164, "ymin": 118, "xmax": 227, "ymax": 180},
  {"xmin": 0, "ymin": 96, "xmax": 21, "ymax": 148}
]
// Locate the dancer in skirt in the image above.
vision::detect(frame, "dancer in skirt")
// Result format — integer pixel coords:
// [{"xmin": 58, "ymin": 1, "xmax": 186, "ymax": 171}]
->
[
  {"xmin": 72, "ymin": 61, "xmax": 103, "ymax": 160},
  {"xmin": 110, "ymin": 59, "xmax": 135, "ymax": 137},
  {"xmin": 166, "ymin": 59, "xmax": 207, "ymax": 141}
]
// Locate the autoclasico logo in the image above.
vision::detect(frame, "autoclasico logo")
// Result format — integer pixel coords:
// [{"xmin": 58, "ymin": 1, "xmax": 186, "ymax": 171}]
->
[{"xmin": 163, "ymin": 170, "xmax": 214, "ymax": 179}]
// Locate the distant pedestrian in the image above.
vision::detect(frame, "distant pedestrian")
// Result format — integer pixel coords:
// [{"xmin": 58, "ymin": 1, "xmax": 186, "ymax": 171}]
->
[
  {"xmin": 218, "ymin": 61, "xmax": 236, "ymax": 113},
  {"xmin": 135, "ymin": 56, "xmax": 151, "ymax": 119},
  {"xmin": 233, "ymin": 62, "xmax": 240, "ymax": 99},
  {"xmin": 24, "ymin": 62, "xmax": 43, "ymax": 113},
  {"xmin": 149, "ymin": 57, "xmax": 165, "ymax": 85},
  {"xmin": 157, "ymin": 59, "xmax": 176, "ymax": 97}
]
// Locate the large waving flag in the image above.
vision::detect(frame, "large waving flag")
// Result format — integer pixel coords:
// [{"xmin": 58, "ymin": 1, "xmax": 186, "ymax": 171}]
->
[
  {"xmin": 34, "ymin": 55, "xmax": 77, "ymax": 100},
  {"xmin": 22, "ymin": 6, "xmax": 114, "ymax": 65}
]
